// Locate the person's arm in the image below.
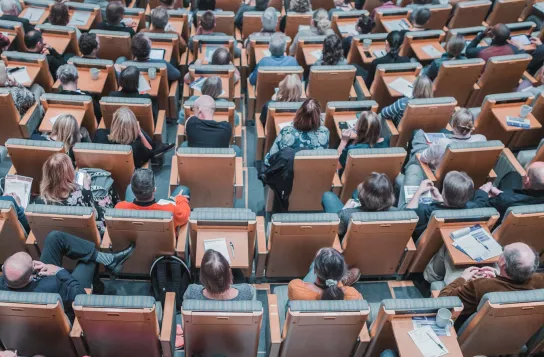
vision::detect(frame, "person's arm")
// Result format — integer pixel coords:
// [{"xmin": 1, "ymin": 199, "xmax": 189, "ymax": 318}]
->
[
  {"xmin": 164, "ymin": 60, "xmax": 182, "ymax": 81},
  {"xmin": 380, "ymin": 97, "xmax": 404, "ymax": 120},
  {"xmin": 425, "ymin": 60, "xmax": 439, "ymax": 81},
  {"xmin": 470, "ymin": 189, "xmax": 490, "ymax": 208},
  {"xmin": 438, "ymin": 267, "xmax": 482, "ymax": 314},
  {"xmin": 264, "ymin": 128, "xmax": 284, "ymax": 164},
  {"xmin": 465, "ymin": 30, "xmax": 487, "ymax": 58},
  {"xmin": 174, "ymin": 195, "xmax": 191, "ymax": 226},
  {"xmin": 54, "ymin": 268, "xmax": 87, "ymax": 304},
  {"xmin": 526, "ymin": 39, "xmax": 544, "ymax": 74},
  {"xmin": 138, "ymin": 125, "xmax": 153, "ymax": 150},
  {"xmin": 419, "ymin": 141, "xmax": 442, "ymax": 164},
  {"xmin": 337, "ymin": 129, "xmax": 355, "ymax": 169},
  {"xmin": 289, "ymin": 32, "xmax": 300, "ymax": 56},
  {"xmin": 406, "ymin": 179, "xmax": 434, "ymax": 209}
]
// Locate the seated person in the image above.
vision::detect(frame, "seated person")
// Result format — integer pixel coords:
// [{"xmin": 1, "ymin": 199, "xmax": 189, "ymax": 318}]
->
[
  {"xmin": 380, "ymin": 74, "xmax": 433, "ymax": 127},
  {"xmin": 265, "ymin": 98, "xmax": 329, "ymax": 165},
  {"xmin": 342, "ymin": 14, "xmax": 375, "ymax": 57},
  {"xmin": 337, "ymin": 111, "xmax": 389, "ymax": 172},
  {"xmin": 407, "ymin": 171, "xmax": 489, "ymax": 240},
  {"xmin": 116, "ymin": 168, "xmax": 190, "ymax": 227},
  {"xmin": 260, "ymin": 73, "xmax": 303, "ymax": 126},
  {"xmin": 0, "ymin": 62, "xmax": 36, "ymax": 116},
  {"xmin": 438, "ymin": 242, "xmax": 543, "ymax": 316},
  {"xmin": 142, "ymin": 7, "xmax": 187, "ymax": 56},
  {"xmin": 24, "ymin": 30, "xmax": 66, "ymax": 82},
  {"xmin": 48, "ymin": 2, "xmax": 82, "ymax": 39},
  {"xmin": 405, "ymin": 7, "xmax": 431, "ymax": 33},
  {"xmin": 235, "ymin": 0, "xmax": 269, "ymax": 30},
  {"xmin": 364, "ymin": 31, "xmax": 410, "ymax": 87},
  {"xmin": 424, "ymin": 34, "xmax": 466, "ymax": 81},
  {"xmin": 94, "ymin": 106, "xmax": 174, "ymax": 168},
  {"xmin": 329, "ymin": 0, "xmax": 354, "ymax": 18},
  {"xmin": 184, "ymin": 47, "xmax": 241, "ymax": 84},
  {"xmin": 188, "ymin": 11, "xmax": 241, "ymax": 58},
  {"xmin": 184, "ymin": 249, "xmax": 255, "ymax": 300},
  {"xmin": 313, "ymin": 33, "xmax": 348, "ymax": 66},
  {"xmin": 196, "ymin": 0, "xmax": 217, "ymax": 12},
  {"xmin": 56, "ymin": 64, "xmax": 102, "ymax": 122},
  {"xmin": 480, "ymin": 161, "xmax": 544, "ymax": 218},
  {"xmin": 288, "ymin": 248, "xmax": 362, "ymax": 300},
  {"xmin": 109, "ymin": 65, "xmax": 158, "ymax": 120},
  {"xmin": 0, "ymin": 193, "xmax": 30, "ymax": 233},
  {"xmin": 129, "ymin": 33, "xmax": 182, "ymax": 82},
  {"xmin": 526, "ymin": 37, "xmax": 544, "ymax": 76},
  {"xmin": 96, "ymin": 2, "xmax": 137, "ymax": 37},
  {"xmin": 0, "ymin": 0, "xmax": 33, "ymax": 33},
  {"xmin": 78, "ymin": 32, "xmax": 100, "ymax": 59},
  {"xmin": 0, "ymin": 231, "xmax": 135, "ymax": 321},
  {"xmin": 249, "ymin": 32, "xmax": 298, "ymax": 85},
  {"xmin": 466, "ymin": 24, "xmax": 523, "ymax": 62},
  {"xmin": 280, "ymin": 0, "xmax": 312, "ymax": 32},
  {"xmin": 243, "ymin": 6, "xmax": 277, "ymax": 47},
  {"xmin": 289, "ymin": 9, "xmax": 331, "ymax": 56},
  {"xmin": 371, "ymin": 0, "xmax": 399, "ymax": 18},
  {"xmin": 322, "ymin": 172, "xmax": 396, "ymax": 237},
  {"xmin": 34, "ymin": 153, "xmax": 109, "ymax": 235}
]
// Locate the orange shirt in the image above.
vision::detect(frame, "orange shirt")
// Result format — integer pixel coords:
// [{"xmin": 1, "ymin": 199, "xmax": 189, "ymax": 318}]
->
[
  {"xmin": 114, "ymin": 196, "xmax": 190, "ymax": 227},
  {"xmin": 287, "ymin": 279, "xmax": 363, "ymax": 301}
]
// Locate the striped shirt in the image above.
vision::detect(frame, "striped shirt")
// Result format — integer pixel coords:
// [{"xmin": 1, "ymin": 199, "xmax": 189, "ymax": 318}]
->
[{"xmin": 381, "ymin": 97, "xmax": 409, "ymax": 127}]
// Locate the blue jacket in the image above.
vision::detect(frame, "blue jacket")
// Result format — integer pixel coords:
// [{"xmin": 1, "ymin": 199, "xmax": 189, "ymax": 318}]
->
[
  {"xmin": 0, "ymin": 196, "xmax": 29, "ymax": 233},
  {"xmin": 424, "ymin": 53, "xmax": 467, "ymax": 81},
  {"xmin": 249, "ymin": 55, "xmax": 299, "ymax": 86}
]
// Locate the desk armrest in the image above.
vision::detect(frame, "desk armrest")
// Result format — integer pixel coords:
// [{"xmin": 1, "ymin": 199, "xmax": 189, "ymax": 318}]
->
[
  {"xmin": 256, "ymin": 114, "xmax": 265, "ymax": 161},
  {"xmin": 397, "ymin": 238, "xmax": 416, "ymax": 275},
  {"xmin": 70, "ymin": 317, "xmax": 88, "ymax": 356},
  {"xmin": 255, "ymin": 216, "xmax": 267, "ymax": 278},
  {"xmin": 19, "ymin": 102, "xmax": 40, "ymax": 138},
  {"xmin": 154, "ymin": 110, "xmax": 166, "ymax": 143},
  {"xmin": 353, "ymin": 322, "xmax": 371, "ymax": 357},
  {"xmin": 333, "ymin": 234, "xmax": 343, "ymax": 254},
  {"xmin": 169, "ymin": 155, "xmax": 179, "ymax": 196},
  {"xmin": 355, "ymin": 75, "xmax": 371, "ymax": 99},
  {"xmin": 100, "ymin": 229, "xmax": 112, "ymax": 251},
  {"xmin": 235, "ymin": 157, "xmax": 243, "ymax": 199},
  {"xmin": 25, "ymin": 231, "xmax": 40, "ymax": 260},
  {"xmin": 247, "ymin": 78, "xmax": 256, "ymax": 100},
  {"xmin": 159, "ymin": 292, "xmax": 176, "ymax": 357},
  {"xmin": 523, "ymin": 71, "xmax": 538, "ymax": 87},
  {"xmin": 502, "ymin": 148, "xmax": 526, "ymax": 177},
  {"xmin": 416, "ymin": 153, "xmax": 437, "ymax": 183},
  {"xmin": 383, "ymin": 119, "xmax": 399, "ymax": 147},
  {"xmin": 168, "ymin": 81, "xmax": 179, "ymax": 118},
  {"xmin": 176, "ymin": 223, "xmax": 188, "ymax": 262},
  {"xmin": 268, "ymin": 294, "xmax": 282, "ymax": 357},
  {"xmin": 176, "ymin": 124, "xmax": 185, "ymax": 146},
  {"xmin": 332, "ymin": 172, "xmax": 342, "ymax": 195}
]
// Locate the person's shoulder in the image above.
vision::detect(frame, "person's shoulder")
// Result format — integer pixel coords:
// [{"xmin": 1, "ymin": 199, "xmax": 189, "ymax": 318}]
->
[
  {"xmin": 233, "ymin": 284, "xmax": 255, "ymax": 300},
  {"xmin": 343, "ymin": 286, "xmax": 363, "ymax": 300},
  {"xmin": 93, "ymin": 128, "xmax": 110, "ymax": 141},
  {"xmin": 317, "ymin": 126, "xmax": 330, "ymax": 134},
  {"xmin": 184, "ymin": 284, "xmax": 205, "ymax": 299}
]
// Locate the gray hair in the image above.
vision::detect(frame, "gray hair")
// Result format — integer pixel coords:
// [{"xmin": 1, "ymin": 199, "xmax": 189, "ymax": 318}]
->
[
  {"xmin": 130, "ymin": 168, "xmax": 155, "ymax": 201},
  {"xmin": 269, "ymin": 32, "xmax": 286, "ymax": 57},
  {"xmin": 1, "ymin": 0, "xmax": 20, "ymax": 14},
  {"xmin": 56, "ymin": 64, "xmax": 79, "ymax": 85},
  {"xmin": 261, "ymin": 7, "xmax": 277, "ymax": 32},
  {"xmin": 503, "ymin": 245, "xmax": 539, "ymax": 283},
  {"xmin": 151, "ymin": 7, "xmax": 169, "ymax": 30}
]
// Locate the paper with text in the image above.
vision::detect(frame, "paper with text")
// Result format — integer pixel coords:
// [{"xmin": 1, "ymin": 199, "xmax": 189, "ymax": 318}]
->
[
  {"xmin": 138, "ymin": 75, "xmax": 151, "ymax": 93},
  {"xmin": 388, "ymin": 77, "xmax": 413, "ymax": 97},
  {"xmin": 203, "ymin": 238, "xmax": 231, "ymax": 263},
  {"xmin": 10, "ymin": 67, "xmax": 31, "ymax": 84},
  {"xmin": 4, "ymin": 175, "xmax": 33, "ymax": 209},
  {"xmin": 421, "ymin": 44, "xmax": 443, "ymax": 58},
  {"xmin": 23, "ymin": 7, "xmax": 45, "ymax": 22},
  {"xmin": 408, "ymin": 326, "xmax": 448, "ymax": 357}
]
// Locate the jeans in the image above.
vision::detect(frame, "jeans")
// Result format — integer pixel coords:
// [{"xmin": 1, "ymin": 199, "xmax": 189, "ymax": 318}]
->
[
  {"xmin": 180, "ymin": 141, "xmax": 242, "ymax": 157},
  {"xmin": 397, "ymin": 164, "xmax": 426, "ymax": 209},
  {"xmin": 321, "ymin": 192, "xmax": 344, "ymax": 214},
  {"xmin": 125, "ymin": 185, "xmax": 190, "ymax": 202}
]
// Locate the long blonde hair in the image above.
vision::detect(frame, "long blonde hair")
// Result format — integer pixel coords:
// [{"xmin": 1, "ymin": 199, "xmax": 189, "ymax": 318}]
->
[
  {"xmin": 412, "ymin": 74, "xmax": 433, "ymax": 99},
  {"xmin": 275, "ymin": 74, "xmax": 302, "ymax": 102},
  {"xmin": 51, "ymin": 114, "xmax": 80, "ymax": 153},
  {"xmin": 40, "ymin": 153, "xmax": 77, "ymax": 203},
  {"xmin": 451, "ymin": 108, "xmax": 475, "ymax": 136},
  {"xmin": 108, "ymin": 107, "xmax": 139, "ymax": 144}
]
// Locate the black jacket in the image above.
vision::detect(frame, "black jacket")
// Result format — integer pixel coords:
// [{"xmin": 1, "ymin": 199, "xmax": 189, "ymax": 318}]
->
[
  {"xmin": 489, "ymin": 188, "xmax": 544, "ymax": 220},
  {"xmin": 95, "ymin": 22, "xmax": 136, "ymax": 37},
  {"xmin": 34, "ymin": 47, "xmax": 66, "ymax": 82},
  {"xmin": 0, "ymin": 14, "xmax": 34, "ymax": 33},
  {"xmin": 527, "ymin": 44, "xmax": 544, "ymax": 76}
]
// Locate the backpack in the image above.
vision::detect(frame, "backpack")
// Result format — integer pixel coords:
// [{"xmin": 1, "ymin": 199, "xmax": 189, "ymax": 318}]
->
[
  {"xmin": 78, "ymin": 168, "xmax": 119, "ymax": 207},
  {"xmin": 150, "ymin": 256, "xmax": 192, "ymax": 309}
]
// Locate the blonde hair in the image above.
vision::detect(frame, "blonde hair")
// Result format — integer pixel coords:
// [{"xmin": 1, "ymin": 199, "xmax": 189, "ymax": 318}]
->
[
  {"xmin": 51, "ymin": 114, "xmax": 80, "ymax": 153},
  {"xmin": 40, "ymin": 153, "xmax": 77, "ymax": 203},
  {"xmin": 412, "ymin": 75, "xmax": 433, "ymax": 99},
  {"xmin": 108, "ymin": 107, "xmax": 139, "ymax": 144},
  {"xmin": 354, "ymin": 111, "xmax": 381, "ymax": 146},
  {"xmin": 451, "ymin": 108, "xmax": 475, "ymax": 136},
  {"xmin": 275, "ymin": 74, "xmax": 302, "ymax": 102},
  {"xmin": 446, "ymin": 34, "xmax": 465, "ymax": 58}
]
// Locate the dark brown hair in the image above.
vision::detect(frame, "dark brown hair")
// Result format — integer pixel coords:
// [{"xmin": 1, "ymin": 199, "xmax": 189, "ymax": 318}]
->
[
  {"xmin": 199, "ymin": 249, "xmax": 233, "ymax": 294},
  {"xmin": 49, "ymin": 2, "xmax": 69, "ymax": 26},
  {"xmin": 131, "ymin": 33, "xmax": 151, "ymax": 59},
  {"xmin": 354, "ymin": 111, "xmax": 381, "ymax": 146},
  {"xmin": 105, "ymin": 1, "xmax": 125, "ymax": 24},
  {"xmin": 293, "ymin": 98, "xmax": 321, "ymax": 132},
  {"xmin": 200, "ymin": 10, "xmax": 216, "ymax": 31},
  {"xmin": 119, "ymin": 65, "xmax": 140, "ymax": 92},
  {"xmin": 357, "ymin": 173, "xmax": 395, "ymax": 211}
]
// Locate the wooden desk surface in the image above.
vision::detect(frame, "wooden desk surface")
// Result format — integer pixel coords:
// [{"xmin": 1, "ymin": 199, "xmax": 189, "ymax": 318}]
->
[
  {"xmin": 392, "ymin": 318, "xmax": 463, "ymax": 357},
  {"xmin": 358, "ymin": 43, "xmax": 387, "ymax": 64},
  {"xmin": 440, "ymin": 225, "xmax": 500, "ymax": 266},
  {"xmin": 42, "ymin": 33, "xmax": 71, "ymax": 55},
  {"xmin": 40, "ymin": 106, "xmax": 86, "ymax": 132},
  {"xmin": 7, "ymin": 64, "xmax": 40, "ymax": 87},
  {"xmin": 53, "ymin": 67, "xmax": 108, "ymax": 95},
  {"xmin": 302, "ymin": 44, "xmax": 322, "ymax": 66},
  {"xmin": 139, "ymin": 72, "xmax": 161, "ymax": 97},
  {"xmin": 334, "ymin": 113, "xmax": 359, "ymax": 139},
  {"xmin": 383, "ymin": 74, "xmax": 416, "ymax": 98},
  {"xmin": 68, "ymin": 10, "xmax": 96, "ymax": 31},
  {"xmin": 411, "ymin": 41, "xmax": 445, "ymax": 62},
  {"xmin": 254, "ymin": 45, "xmax": 271, "ymax": 65},
  {"xmin": 195, "ymin": 229, "xmax": 250, "ymax": 269},
  {"xmin": 150, "ymin": 42, "xmax": 174, "ymax": 63},
  {"xmin": 336, "ymin": 18, "xmax": 359, "ymax": 38},
  {"xmin": 382, "ymin": 17, "xmax": 411, "ymax": 33},
  {"xmin": 19, "ymin": 6, "xmax": 50, "ymax": 25},
  {"xmin": 491, "ymin": 106, "xmax": 542, "ymax": 132},
  {"xmin": 167, "ymin": 18, "xmax": 186, "ymax": 37}
]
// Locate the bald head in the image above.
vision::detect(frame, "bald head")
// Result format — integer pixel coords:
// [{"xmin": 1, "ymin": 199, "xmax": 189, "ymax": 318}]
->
[
  {"xmin": 193, "ymin": 95, "xmax": 216, "ymax": 120},
  {"xmin": 2, "ymin": 252, "xmax": 33, "ymax": 288},
  {"xmin": 525, "ymin": 161, "xmax": 544, "ymax": 190},
  {"xmin": 501, "ymin": 243, "xmax": 538, "ymax": 283},
  {"xmin": 491, "ymin": 24, "xmax": 510, "ymax": 45}
]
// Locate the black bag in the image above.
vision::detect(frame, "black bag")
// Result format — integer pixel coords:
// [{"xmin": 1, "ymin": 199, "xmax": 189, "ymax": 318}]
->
[{"xmin": 150, "ymin": 256, "xmax": 192, "ymax": 309}]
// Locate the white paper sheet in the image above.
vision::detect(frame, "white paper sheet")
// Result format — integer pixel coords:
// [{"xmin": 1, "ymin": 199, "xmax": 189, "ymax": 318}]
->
[
  {"xmin": 138, "ymin": 75, "xmax": 151, "ymax": 93},
  {"xmin": 310, "ymin": 49, "xmax": 322, "ymax": 59},
  {"xmin": 150, "ymin": 48, "xmax": 165, "ymax": 60},
  {"xmin": 404, "ymin": 186, "xmax": 432, "ymax": 201},
  {"xmin": 278, "ymin": 121, "xmax": 293, "ymax": 129},
  {"xmin": 412, "ymin": 317, "xmax": 451, "ymax": 337},
  {"xmin": 511, "ymin": 34, "xmax": 531, "ymax": 46},
  {"xmin": 387, "ymin": 77, "xmax": 413, "ymax": 97},
  {"xmin": 190, "ymin": 76, "xmax": 206, "ymax": 92},
  {"xmin": 338, "ymin": 23, "xmax": 357, "ymax": 34},
  {"xmin": 204, "ymin": 45, "xmax": 219, "ymax": 61},
  {"xmin": 68, "ymin": 11, "xmax": 91, "ymax": 26},
  {"xmin": 421, "ymin": 44, "xmax": 443, "ymax": 58},
  {"xmin": 9, "ymin": 67, "xmax": 31, "ymax": 84},
  {"xmin": 373, "ymin": 49, "xmax": 387, "ymax": 58},
  {"xmin": 4, "ymin": 175, "xmax": 32, "ymax": 209},
  {"xmin": 262, "ymin": 49, "xmax": 271, "ymax": 57},
  {"xmin": 408, "ymin": 326, "xmax": 448, "ymax": 357},
  {"xmin": 23, "ymin": 7, "xmax": 45, "ymax": 22},
  {"xmin": 383, "ymin": 19, "xmax": 410, "ymax": 32},
  {"xmin": 49, "ymin": 114, "xmax": 61, "ymax": 125},
  {"xmin": 203, "ymin": 238, "xmax": 231, "ymax": 263}
]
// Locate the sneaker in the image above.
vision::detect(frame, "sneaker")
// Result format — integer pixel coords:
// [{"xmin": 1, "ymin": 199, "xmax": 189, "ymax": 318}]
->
[
  {"xmin": 152, "ymin": 143, "xmax": 175, "ymax": 157},
  {"xmin": 342, "ymin": 267, "xmax": 361, "ymax": 286}
]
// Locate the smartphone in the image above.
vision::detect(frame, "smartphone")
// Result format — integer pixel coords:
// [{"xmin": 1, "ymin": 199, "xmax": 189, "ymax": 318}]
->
[
  {"xmin": 75, "ymin": 171, "xmax": 85, "ymax": 186},
  {"xmin": 338, "ymin": 121, "xmax": 349, "ymax": 130},
  {"xmin": 364, "ymin": 51, "xmax": 372, "ymax": 57}
]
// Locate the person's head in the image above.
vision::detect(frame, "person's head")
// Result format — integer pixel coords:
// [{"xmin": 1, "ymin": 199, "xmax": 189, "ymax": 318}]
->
[
  {"xmin": 1, "ymin": 252, "xmax": 33, "ymax": 289},
  {"xmin": 199, "ymin": 249, "xmax": 233, "ymax": 295},
  {"xmin": 119, "ymin": 65, "xmax": 140, "ymax": 92},
  {"xmin": 412, "ymin": 7, "xmax": 431, "ymax": 27},
  {"xmin": 523, "ymin": 161, "xmax": 544, "ymax": 189},
  {"xmin": 354, "ymin": 111, "xmax": 381, "ymax": 146},
  {"xmin": 313, "ymin": 8, "xmax": 331, "ymax": 35},
  {"xmin": 0, "ymin": 33, "xmax": 10, "ymax": 53},
  {"xmin": 151, "ymin": 7, "xmax": 169, "ymax": 30},
  {"xmin": 293, "ymin": 98, "xmax": 321, "ymax": 132},
  {"xmin": 385, "ymin": 30, "xmax": 403, "ymax": 56},
  {"xmin": 0, "ymin": 0, "xmax": 20, "ymax": 16},
  {"xmin": 357, "ymin": 172, "xmax": 395, "ymax": 211},
  {"xmin": 255, "ymin": 0, "xmax": 269, "ymax": 11},
  {"xmin": 56, "ymin": 63, "xmax": 78, "ymax": 87},
  {"xmin": 321, "ymin": 33, "xmax": 343, "ymax": 65},
  {"xmin": 356, "ymin": 14, "xmax": 375, "ymax": 34},
  {"xmin": 445, "ymin": 34, "xmax": 465, "ymax": 58},
  {"xmin": 131, "ymin": 33, "xmax": 151, "ymax": 59},
  {"xmin": 441, "ymin": 171, "xmax": 474, "ymax": 208},
  {"xmin": 130, "ymin": 168, "xmax": 156, "ymax": 202},
  {"xmin": 49, "ymin": 2, "xmax": 70, "ymax": 26},
  {"xmin": 51, "ymin": 114, "xmax": 81, "ymax": 152},
  {"xmin": 275, "ymin": 74, "xmax": 302, "ymax": 102},
  {"xmin": 200, "ymin": 10, "xmax": 216, "ymax": 32},
  {"xmin": 450, "ymin": 108, "xmax": 475, "ymax": 137},
  {"xmin": 40, "ymin": 153, "xmax": 77, "ymax": 203},
  {"xmin": 269, "ymin": 32, "xmax": 286, "ymax": 56},
  {"xmin": 193, "ymin": 95, "xmax": 216, "ymax": 120},
  {"xmin": 105, "ymin": 1, "xmax": 125, "ymax": 25},
  {"xmin": 78, "ymin": 32, "xmax": 99, "ymax": 57},
  {"xmin": 201, "ymin": 76, "xmax": 223, "ymax": 98},
  {"xmin": 290, "ymin": 0, "xmax": 310, "ymax": 12},
  {"xmin": 261, "ymin": 7, "xmax": 278, "ymax": 32},
  {"xmin": 491, "ymin": 23, "xmax": 510, "ymax": 46},
  {"xmin": 210, "ymin": 47, "xmax": 232, "ymax": 65},
  {"xmin": 109, "ymin": 106, "xmax": 139, "ymax": 145},
  {"xmin": 499, "ymin": 243, "xmax": 539, "ymax": 283},
  {"xmin": 314, "ymin": 248, "xmax": 347, "ymax": 300},
  {"xmin": 197, "ymin": 0, "xmax": 216, "ymax": 11},
  {"xmin": 159, "ymin": 0, "xmax": 175, "ymax": 8},
  {"xmin": 24, "ymin": 30, "xmax": 44, "ymax": 52},
  {"xmin": 412, "ymin": 74, "xmax": 433, "ymax": 99}
]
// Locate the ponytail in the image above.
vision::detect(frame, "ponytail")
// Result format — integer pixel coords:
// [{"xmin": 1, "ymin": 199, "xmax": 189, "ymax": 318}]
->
[
  {"xmin": 314, "ymin": 248, "xmax": 348, "ymax": 301},
  {"xmin": 386, "ymin": 31, "xmax": 403, "ymax": 59},
  {"xmin": 321, "ymin": 279, "xmax": 345, "ymax": 300},
  {"xmin": 316, "ymin": 19, "xmax": 331, "ymax": 35}
]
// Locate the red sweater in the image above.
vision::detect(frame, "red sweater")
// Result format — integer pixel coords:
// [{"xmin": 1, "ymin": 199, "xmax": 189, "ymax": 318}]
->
[{"xmin": 115, "ymin": 196, "xmax": 190, "ymax": 227}]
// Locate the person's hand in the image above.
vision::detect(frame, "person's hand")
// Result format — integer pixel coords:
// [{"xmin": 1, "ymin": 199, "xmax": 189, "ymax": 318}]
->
[
  {"xmin": 32, "ymin": 260, "xmax": 45, "ymax": 272},
  {"xmin": 82, "ymin": 173, "xmax": 91, "ymax": 190},
  {"xmin": 461, "ymin": 267, "xmax": 481, "ymax": 282},
  {"xmin": 479, "ymin": 181, "xmax": 493, "ymax": 193},
  {"xmin": 483, "ymin": 26, "xmax": 493, "ymax": 37},
  {"xmin": 476, "ymin": 266, "xmax": 497, "ymax": 279},
  {"xmin": 196, "ymin": 26, "xmax": 203, "ymax": 35},
  {"xmin": 417, "ymin": 179, "xmax": 434, "ymax": 194},
  {"xmin": 126, "ymin": 19, "xmax": 137, "ymax": 28},
  {"xmin": 341, "ymin": 129, "xmax": 356, "ymax": 141},
  {"xmin": 530, "ymin": 37, "xmax": 542, "ymax": 46},
  {"xmin": 6, "ymin": 74, "xmax": 18, "ymax": 87},
  {"xmin": 37, "ymin": 264, "xmax": 62, "ymax": 276},
  {"xmin": 430, "ymin": 186, "xmax": 443, "ymax": 202},
  {"xmin": 6, "ymin": 192, "xmax": 21, "ymax": 206},
  {"xmin": 40, "ymin": 47, "xmax": 50, "ymax": 55},
  {"xmin": 489, "ymin": 186, "xmax": 502, "ymax": 197}
]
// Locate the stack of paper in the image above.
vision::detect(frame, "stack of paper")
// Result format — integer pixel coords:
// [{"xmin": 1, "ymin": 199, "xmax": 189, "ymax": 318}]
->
[
  {"xmin": 421, "ymin": 44, "xmax": 443, "ymax": 58},
  {"xmin": 383, "ymin": 19, "xmax": 410, "ymax": 32},
  {"xmin": 338, "ymin": 23, "xmax": 357, "ymax": 34},
  {"xmin": 68, "ymin": 11, "xmax": 91, "ymax": 26},
  {"xmin": 408, "ymin": 326, "xmax": 449, "ymax": 357},
  {"xmin": 511, "ymin": 34, "xmax": 531, "ymax": 46},
  {"xmin": 412, "ymin": 317, "xmax": 451, "ymax": 337},
  {"xmin": 310, "ymin": 49, "xmax": 322, "ymax": 59},
  {"xmin": 4, "ymin": 175, "xmax": 32, "ymax": 209},
  {"xmin": 387, "ymin": 77, "xmax": 413, "ymax": 97},
  {"xmin": 23, "ymin": 7, "xmax": 45, "ymax": 22},
  {"xmin": 506, "ymin": 116, "xmax": 531, "ymax": 129},
  {"xmin": 404, "ymin": 186, "xmax": 432, "ymax": 203},
  {"xmin": 451, "ymin": 224, "xmax": 503, "ymax": 262},
  {"xmin": 204, "ymin": 46, "xmax": 219, "ymax": 61},
  {"xmin": 138, "ymin": 75, "xmax": 151, "ymax": 93},
  {"xmin": 203, "ymin": 238, "xmax": 231, "ymax": 263}
]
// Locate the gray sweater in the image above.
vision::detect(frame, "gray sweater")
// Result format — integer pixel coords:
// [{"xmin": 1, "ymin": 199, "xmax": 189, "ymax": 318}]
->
[{"xmin": 183, "ymin": 284, "xmax": 255, "ymax": 301}]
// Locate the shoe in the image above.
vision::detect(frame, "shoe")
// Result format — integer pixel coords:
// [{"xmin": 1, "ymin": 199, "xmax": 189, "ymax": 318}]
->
[
  {"xmin": 105, "ymin": 243, "xmax": 136, "ymax": 277},
  {"xmin": 342, "ymin": 267, "xmax": 361, "ymax": 287},
  {"xmin": 152, "ymin": 143, "xmax": 175, "ymax": 157}
]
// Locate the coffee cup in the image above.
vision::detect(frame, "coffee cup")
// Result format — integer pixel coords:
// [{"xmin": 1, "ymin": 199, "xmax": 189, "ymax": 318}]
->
[
  {"xmin": 363, "ymin": 38, "xmax": 372, "ymax": 50},
  {"xmin": 436, "ymin": 308, "xmax": 454, "ymax": 328},
  {"xmin": 520, "ymin": 104, "xmax": 532, "ymax": 118},
  {"xmin": 148, "ymin": 67, "xmax": 157, "ymax": 80},
  {"xmin": 90, "ymin": 68, "xmax": 99, "ymax": 80}
]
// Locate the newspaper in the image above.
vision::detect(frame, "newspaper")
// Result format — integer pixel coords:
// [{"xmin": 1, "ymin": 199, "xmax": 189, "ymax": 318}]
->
[
  {"xmin": 4, "ymin": 175, "xmax": 32, "ymax": 209},
  {"xmin": 203, "ymin": 238, "xmax": 231, "ymax": 263},
  {"xmin": 450, "ymin": 224, "xmax": 503, "ymax": 262}
]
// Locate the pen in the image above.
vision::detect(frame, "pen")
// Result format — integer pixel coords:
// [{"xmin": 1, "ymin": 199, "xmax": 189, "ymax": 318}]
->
[
  {"xmin": 425, "ymin": 331, "xmax": 446, "ymax": 351},
  {"xmin": 7, "ymin": 67, "xmax": 23, "ymax": 73},
  {"xmin": 229, "ymin": 242, "xmax": 235, "ymax": 258}
]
